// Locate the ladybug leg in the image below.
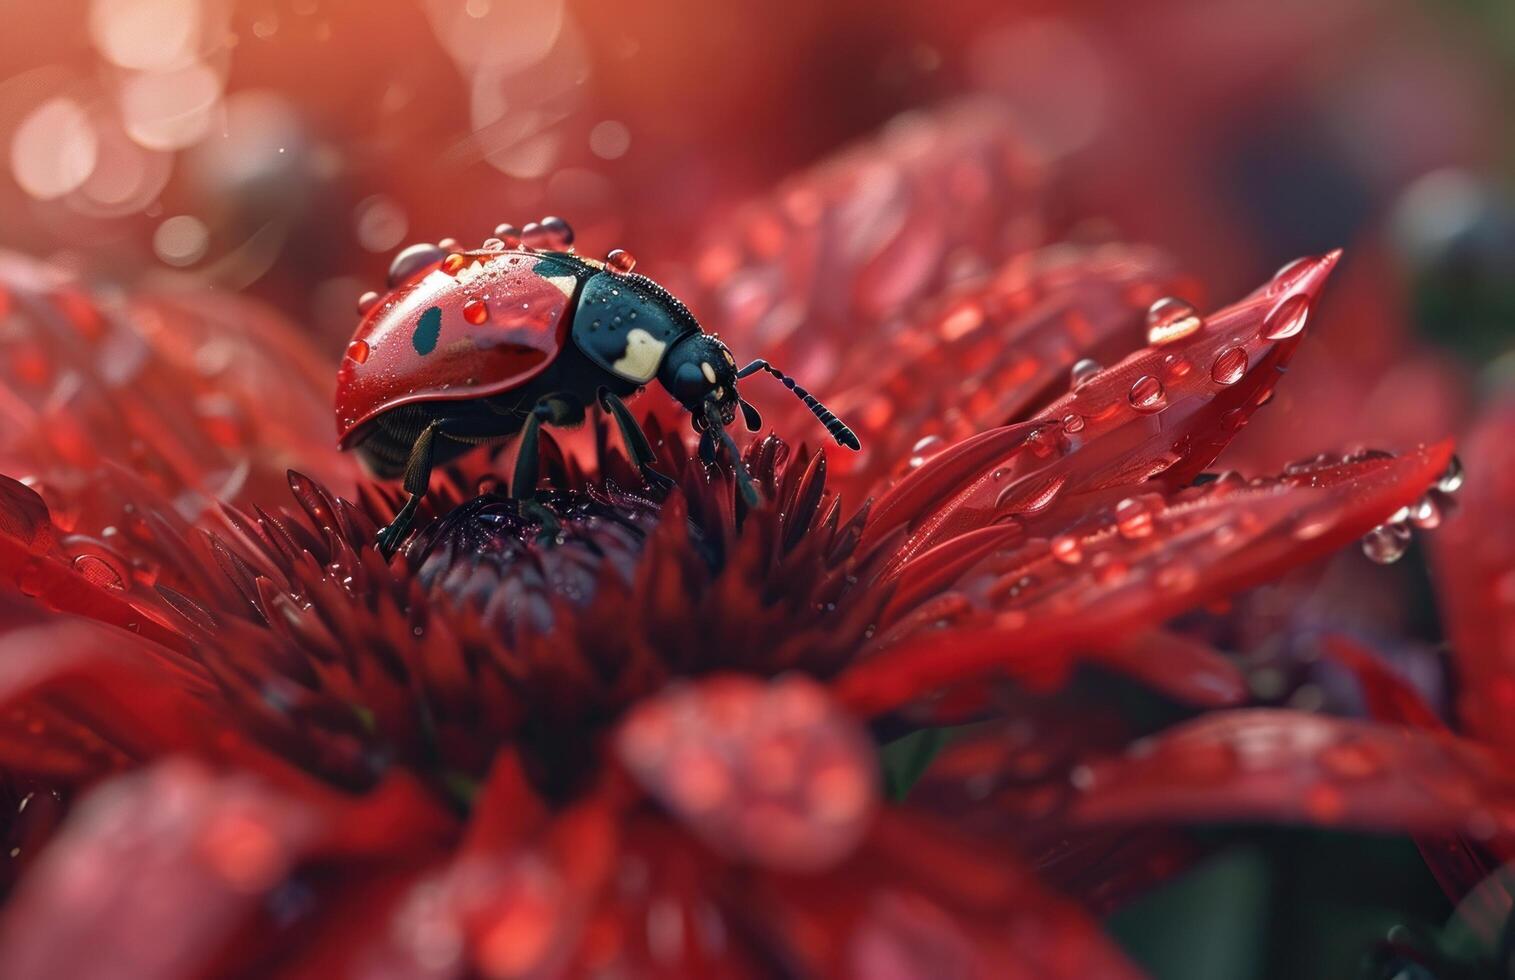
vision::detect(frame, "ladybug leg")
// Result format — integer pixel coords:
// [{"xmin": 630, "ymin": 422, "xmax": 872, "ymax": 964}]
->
[
  {"xmin": 596, "ymin": 388, "xmax": 675, "ymax": 494},
  {"xmin": 375, "ymin": 417, "xmax": 453, "ymax": 558},
  {"xmin": 511, "ymin": 399, "xmax": 568, "ymax": 539}
]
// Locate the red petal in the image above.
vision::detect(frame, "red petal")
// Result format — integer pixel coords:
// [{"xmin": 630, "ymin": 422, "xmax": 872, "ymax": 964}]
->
[
  {"xmin": 840, "ymin": 442, "xmax": 1453, "ymax": 716},
  {"xmin": 1088, "ymin": 629, "xmax": 1247, "ymax": 708},
  {"xmin": 1430, "ymin": 397, "xmax": 1515, "ymax": 751},
  {"xmin": 860, "ymin": 252, "xmax": 1341, "ymax": 567},
  {"xmin": 616, "ymin": 674, "xmax": 878, "ymax": 874},
  {"xmin": 1063, "ymin": 710, "xmax": 1515, "ymax": 838}
]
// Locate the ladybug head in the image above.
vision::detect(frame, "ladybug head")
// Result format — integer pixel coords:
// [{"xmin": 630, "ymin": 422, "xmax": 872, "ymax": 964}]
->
[{"xmin": 659, "ymin": 333, "xmax": 746, "ymax": 428}]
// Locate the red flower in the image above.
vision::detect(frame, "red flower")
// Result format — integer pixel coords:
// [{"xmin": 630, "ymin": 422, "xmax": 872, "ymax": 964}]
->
[{"xmin": 0, "ymin": 105, "xmax": 1457, "ymax": 977}]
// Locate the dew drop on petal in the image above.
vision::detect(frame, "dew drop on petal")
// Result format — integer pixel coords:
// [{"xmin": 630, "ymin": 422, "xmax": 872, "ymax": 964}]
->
[
  {"xmin": 1361, "ymin": 523, "xmax": 1412, "ymax": 564},
  {"xmin": 1436, "ymin": 455, "xmax": 1464, "ymax": 494},
  {"xmin": 1128, "ymin": 375, "xmax": 1166, "ymax": 413},
  {"xmin": 1211, "ymin": 346, "xmax": 1248, "ymax": 385},
  {"xmin": 387, "ymin": 242, "xmax": 446, "ymax": 287},
  {"xmin": 1262, "ymin": 294, "xmax": 1311, "ymax": 340},
  {"xmin": 1061, "ymin": 412, "xmax": 1085, "ymax": 434},
  {"xmin": 71, "ymin": 554, "xmax": 126, "ymax": 591},
  {"xmin": 606, "ymin": 248, "xmax": 637, "ymax": 274},
  {"xmin": 345, "ymin": 339, "xmax": 370, "ymax": 364},
  {"xmin": 907, "ymin": 435, "xmax": 945, "ymax": 469},
  {"xmin": 463, "ymin": 298, "xmax": 489, "ymax": 325},
  {"xmin": 1050, "ymin": 534, "xmax": 1082, "ymax": 565},
  {"xmin": 1409, "ymin": 494, "xmax": 1442, "ymax": 530},
  {"xmin": 1145, "ymin": 297, "xmax": 1203, "ymax": 346},
  {"xmin": 1070, "ymin": 358, "xmax": 1102, "ymax": 390},
  {"xmin": 1114, "ymin": 496, "xmax": 1158, "ymax": 539},
  {"xmin": 356, "ymin": 290, "xmax": 381, "ymax": 315}
]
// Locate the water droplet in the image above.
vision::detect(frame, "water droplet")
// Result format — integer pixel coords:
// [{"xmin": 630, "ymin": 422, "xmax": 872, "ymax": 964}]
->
[
  {"xmin": 906, "ymin": 434, "xmax": 945, "ymax": 469},
  {"xmin": 520, "ymin": 222, "xmax": 547, "ymax": 248},
  {"xmin": 463, "ymin": 298, "xmax": 489, "ymax": 325},
  {"xmin": 1050, "ymin": 534, "xmax": 1082, "ymax": 565},
  {"xmin": 481, "ymin": 237, "xmax": 505, "ymax": 251},
  {"xmin": 345, "ymin": 339, "xmax": 370, "ymax": 364},
  {"xmin": 1436, "ymin": 456, "xmax": 1464, "ymax": 494},
  {"xmin": 1361, "ymin": 523, "xmax": 1411, "ymax": 564},
  {"xmin": 607, "ymin": 248, "xmax": 637, "ymax": 274},
  {"xmin": 387, "ymin": 242, "xmax": 445, "ymax": 287},
  {"xmin": 1262, "ymin": 294, "xmax": 1310, "ymax": 340},
  {"xmin": 1145, "ymin": 297, "xmax": 1203, "ymax": 346},
  {"xmin": 441, "ymin": 253, "xmax": 467, "ymax": 276},
  {"xmin": 71, "ymin": 553, "xmax": 126, "ymax": 591},
  {"xmin": 437, "ymin": 237, "xmax": 462, "ymax": 251},
  {"xmin": 1161, "ymin": 353, "xmax": 1192, "ymax": 380},
  {"xmin": 1061, "ymin": 413, "xmax": 1085, "ymax": 434},
  {"xmin": 1070, "ymin": 358, "xmax": 1102, "ymax": 389},
  {"xmin": 1128, "ymin": 375, "xmax": 1166, "ymax": 413},
  {"xmin": 540, "ymin": 215, "xmax": 574, "ymax": 248},
  {"xmin": 1211, "ymin": 346, "xmax": 1248, "ymax": 385},
  {"xmin": 1114, "ymin": 495, "xmax": 1159, "ymax": 538},
  {"xmin": 494, "ymin": 223, "xmax": 522, "ymax": 247},
  {"xmin": 1409, "ymin": 494, "xmax": 1442, "ymax": 530},
  {"xmin": 356, "ymin": 290, "xmax": 381, "ymax": 315}
]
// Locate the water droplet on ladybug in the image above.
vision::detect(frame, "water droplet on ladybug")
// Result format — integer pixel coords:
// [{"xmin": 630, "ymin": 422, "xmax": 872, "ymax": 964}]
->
[
  {"xmin": 1436, "ymin": 455, "xmax": 1464, "ymax": 494},
  {"xmin": 1361, "ymin": 522, "xmax": 1411, "ymax": 564},
  {"xmin": 481, "ymin": 237, "xmax": 505, "ymax": 251},
  {"xmin": 438, "ymin": 237, "xmax": 461, "ymax": 251},
  {"xmin": 1145, "ymin": 297, "xmax": 1203, "ymax": 346},
  {"xmin": 1263, "ymin": 294, "xmax": 1311, "ymax": 340},
  {"xmin": 1211, "ymin": 346, "xmax": 1248, "ymax": 385},
  {"xmin": 494, "ymin": 223, "xmax": 522, "ymax": 247},
  {"xmin": 540, "ymin": 215, "xmax": 574, "ymax": 247},
  {"xmin": 345, "ymin": 339, "xmax": 370, "ymax": 364},
  {"xmin": 463, "ymin": 298, "xmax": 489, "ymax": 325},
  {"xmin": 356, "ymin": 290, "xmax": 381, "ymax": 315},
  {"xmin": 1128, "ymin": 375, "xmax": 1167, "ymax": 412},
  {"xmin": 520, "ymin": 222, "xmax": 548, "ymax": 248},
  {"xmin": 387, "ymin": 242, "xmax": 445, "ymax": 287},
  {"xmin": 441, "ymin": 253, "xmax": 467, "ymax": 275},
  {"xmin": 606, "ymin": 248, "xmax": 637, "ymax": 274},
  {"xmin": 1070, "ymin": 358, "xmax": 1101, "ymax": 389}
]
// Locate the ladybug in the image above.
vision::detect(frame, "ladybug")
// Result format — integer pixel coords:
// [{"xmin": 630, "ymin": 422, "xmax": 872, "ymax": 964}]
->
[{"xmin": 335, "ymin": 218, "xmax": 860, "ymax": 557}]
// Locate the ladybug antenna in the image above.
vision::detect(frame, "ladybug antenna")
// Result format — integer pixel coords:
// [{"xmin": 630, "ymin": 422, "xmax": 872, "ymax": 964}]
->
[
  {"xmin": 736, "ymin": 359, "xmax": 860, "ymax": 451},
  {"xmin": 700, "ymin": 400, "xmax": 760, "ymax": 507}
]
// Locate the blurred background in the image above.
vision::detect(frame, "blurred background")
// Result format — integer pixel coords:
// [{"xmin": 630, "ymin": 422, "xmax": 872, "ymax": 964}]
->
[{"xmin": 1, "ymin": 0, "xmax": 1512, "ymax": 977}]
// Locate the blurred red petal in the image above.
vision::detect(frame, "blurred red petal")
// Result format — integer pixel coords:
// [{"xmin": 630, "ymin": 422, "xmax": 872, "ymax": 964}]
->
[
  {"xmin": 1066, "ymin": 710, "xmax": 1513, "ymax": 838},
  {"xmin": 616, "ymin": 674, "xmax": 878, "ymax": 874},
  {"xmin": 1431, "ymin": 397, "xmax": 1515, "ymax": 752},
  {"xmin": 0, "ymin": 760, "xmax": 451, "ymax": 980}
]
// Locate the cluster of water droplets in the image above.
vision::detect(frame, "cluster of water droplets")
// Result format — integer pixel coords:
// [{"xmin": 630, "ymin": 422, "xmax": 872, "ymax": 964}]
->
[
  {"xmin": 339, "ymin": 218, "xmax": 645, "ymax": 366},
  {"xmin": 1359, "ymin": 455, "xmax": 1463, "ymax": 564}
]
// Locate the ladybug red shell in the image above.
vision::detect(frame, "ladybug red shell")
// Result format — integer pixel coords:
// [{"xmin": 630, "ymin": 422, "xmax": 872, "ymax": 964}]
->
[{"xmin": 334, "ymin": 249, "xmax": 590, "ymax": 448}]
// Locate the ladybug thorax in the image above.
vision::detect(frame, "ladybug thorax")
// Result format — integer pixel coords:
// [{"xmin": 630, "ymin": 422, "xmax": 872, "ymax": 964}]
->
[{"xmin": 569, "ymin": 270, "xmax": 701, "ymax": 385}]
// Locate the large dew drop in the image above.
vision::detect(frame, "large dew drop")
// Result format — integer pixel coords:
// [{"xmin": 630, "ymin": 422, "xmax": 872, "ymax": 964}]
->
[
  {"xmin": 387, "ymin": 243, "xmax": 446, "ymax": 288},
  {"xmin": 1128, "ymin": 375, "xmax": 1167, "ymax": 413},
  {"xmin": 1145, "ymin": 297, "xmax": 1203, "ymax": 346},
  {"xmin": 1262, "ymin": 294, "xmax": 1311, "ymax": 340},
  {"xmin": 1210, "ymin": 346, "xmax": 1248, "ymax": 385},
  {"xmin": 1361, "ymin": 523, "xmax": 1411, "ymax": 564},
  {"xmin": 1070, "ymin": 358, "xmax": 1102, "ymax": 389}
]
